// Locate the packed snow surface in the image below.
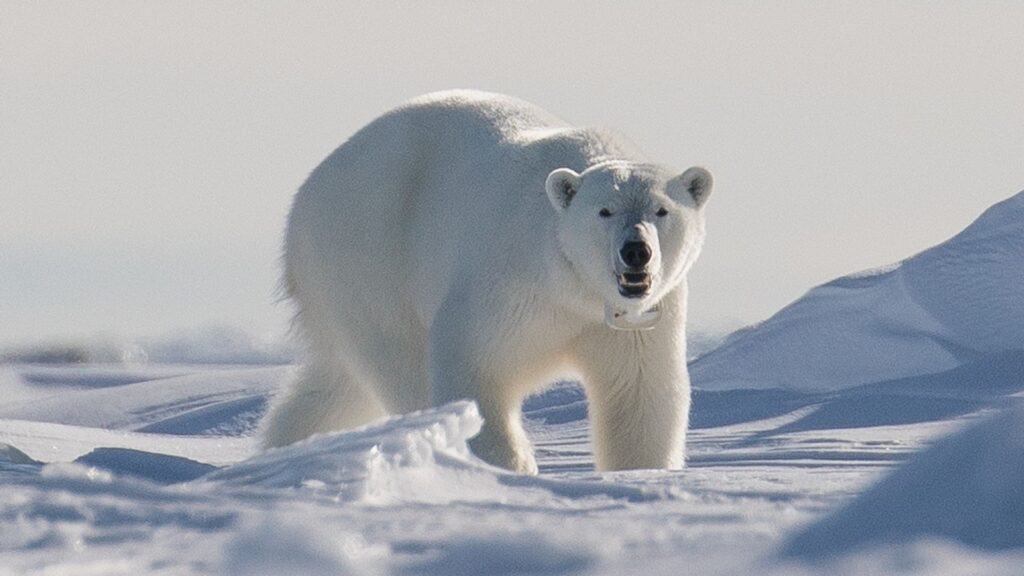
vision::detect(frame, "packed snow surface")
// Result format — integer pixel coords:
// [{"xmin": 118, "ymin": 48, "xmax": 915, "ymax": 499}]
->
[{"xmin": 2, "ymin": 191, "xmax": 1023, "ymax": 574}]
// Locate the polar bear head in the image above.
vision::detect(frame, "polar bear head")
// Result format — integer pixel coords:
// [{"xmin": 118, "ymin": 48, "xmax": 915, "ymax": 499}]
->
[{"xmin": 546, "ymin": 161, "xmax": 712, "ymax": 318}]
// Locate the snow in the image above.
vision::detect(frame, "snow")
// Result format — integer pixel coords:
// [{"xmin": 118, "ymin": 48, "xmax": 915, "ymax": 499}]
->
[
  {"xmin": 0, "ymin": 365, "xmax": 281, "ymax": 436},
  {"xmin": 0, "ymin": 326, "xmax": 296, "ymax": 366},
  {"xmin": 75, "ymin": 449, "xmax": 217, "ymax": 485},
  {"xmin": 0, "ymin": 361, "xmax": 1020, "ymax": 574},
  {"xmin": 690, "ymin": 191, "xmax": 1024, "ymax": 392},
  {"xmin": 783, "ymin": 404, "xmax": 1024, "ymax": 559},
  {"xmin": 1, "ymin": 191, "xmax": 1023, "ymax": 574},
  {"xmin": 204, "ymin": 401, "xmax": 502, "ymax": 505}
]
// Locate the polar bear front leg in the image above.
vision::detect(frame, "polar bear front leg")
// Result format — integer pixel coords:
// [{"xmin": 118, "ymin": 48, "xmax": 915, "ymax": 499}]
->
[
  {"xmin": 428, "ymin": 320, "xmax": 538, "ymax": 474},
  {"xmin": 466, "ymin": 402, "xmax": 538, "ymax": 475},
  {"xmin": 577, "ymin": 329, "xmax": 691, "ymax": 471},
  {"xmin": 430, "ymin": 358, "xmax": 538, "ymax": 474}
]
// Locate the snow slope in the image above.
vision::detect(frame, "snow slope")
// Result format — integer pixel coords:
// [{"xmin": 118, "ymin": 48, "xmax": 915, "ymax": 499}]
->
[
  {"xmin": 2, "ymin": 191, "xmax": 1024, "ymax": 574},
  {"xmin": 690, "ymin": 190, "xmax": 1024, "ymax": 392}
]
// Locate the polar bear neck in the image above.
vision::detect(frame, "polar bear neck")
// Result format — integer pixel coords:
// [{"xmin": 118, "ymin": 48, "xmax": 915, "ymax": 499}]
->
[{"xmin": 604, "ymin": 302, "xmax": 662, "ymax": 331}]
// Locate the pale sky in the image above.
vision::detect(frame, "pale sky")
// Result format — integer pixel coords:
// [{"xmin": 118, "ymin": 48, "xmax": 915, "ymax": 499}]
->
[{"xmin": 2, "ymin": 1, "xmax": 1023, "ymax": 347}]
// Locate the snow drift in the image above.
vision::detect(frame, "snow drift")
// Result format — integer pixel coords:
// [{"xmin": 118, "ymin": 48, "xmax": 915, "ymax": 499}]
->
[
  {"xmin": 782, "ymin": 403, "xmax": 1024, "ymax": 559},
  {"xmin": 690, "ymin": 190, "xmax": 1024, "ymax": 392},
  {"xmin": 205, "ymin": 400, "xmax": 497, "ymax": 504}
]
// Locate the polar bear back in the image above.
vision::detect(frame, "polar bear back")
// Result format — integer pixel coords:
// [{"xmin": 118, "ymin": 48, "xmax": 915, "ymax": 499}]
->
[{"xmin": 285, "ymin": 90, "xmax": 642, "ymax": 329}]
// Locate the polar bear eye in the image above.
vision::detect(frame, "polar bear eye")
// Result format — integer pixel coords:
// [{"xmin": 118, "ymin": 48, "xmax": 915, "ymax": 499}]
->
[
  {"xmin": 599, "ymin": 208, "xmax": 613, "ymax": 218},
  {"xmin": 656, "ymin": 207, "xmax": 669, "ymax": 217}
]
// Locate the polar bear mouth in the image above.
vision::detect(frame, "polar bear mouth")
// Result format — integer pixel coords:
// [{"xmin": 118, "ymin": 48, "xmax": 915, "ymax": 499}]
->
[{"xmin": 617, "ymin": 272, "xmax": 651, "ymax": 298}]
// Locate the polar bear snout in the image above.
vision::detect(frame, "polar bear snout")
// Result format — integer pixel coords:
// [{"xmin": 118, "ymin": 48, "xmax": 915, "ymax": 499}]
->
[
  {"xmin": 619, "ymin": 241, "xmax": 652, "ymax": 269},
  {"xmin": 617, "ymin": 240, "xmax": 656, "ymax": 298},
  {"xmin": 613, "ymin": 222, "xmax": 661, "ymax": 298}
]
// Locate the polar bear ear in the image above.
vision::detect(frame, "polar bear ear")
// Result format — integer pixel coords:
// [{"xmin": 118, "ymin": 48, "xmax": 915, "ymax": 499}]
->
[
  {"xmin": 545, "ymin": 168, "xmax": 581, "ymax": 212},
  {"xmin": 668, "ymin": 166, "xmax": 713, "ymax": 208}
]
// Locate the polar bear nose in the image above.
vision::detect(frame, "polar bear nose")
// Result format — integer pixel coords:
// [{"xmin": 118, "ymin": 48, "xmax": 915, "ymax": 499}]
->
[{"xmin": 620, "ymin": 241, "xmax": 652, "ymax": 269}]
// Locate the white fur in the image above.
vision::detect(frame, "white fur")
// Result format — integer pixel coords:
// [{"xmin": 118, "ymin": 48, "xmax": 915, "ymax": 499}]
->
[{"xmin": 262, "ymin": 90, "xmax": 712, "ymax": 473}]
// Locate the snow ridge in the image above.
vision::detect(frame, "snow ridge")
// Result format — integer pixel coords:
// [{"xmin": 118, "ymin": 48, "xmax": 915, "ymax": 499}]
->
[
  {"xmin": 691, "ymin": 190, "xmax": 1024, "ymax": 392},
  {"xmin": 204, "ymin": 401, "xmax": 491, "ymax": 504}
]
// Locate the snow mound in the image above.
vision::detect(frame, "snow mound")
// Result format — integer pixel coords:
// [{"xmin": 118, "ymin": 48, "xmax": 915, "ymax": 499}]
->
[
  {"xmin": 691, "ymin": 190, "xmax": 1024, "ymax": 391},
  {"xmin": 782, "ymin": 403, "xmax": 1024, "ymax": 559},
  {"xmin": 0, "ymin": 442, "xmax": 39, "ymax": 466},
  {"xmin": 205, "ymin": 401, "xmax": 496, "ymax": 504},
  {"xmin": 0, "ymin": 442, "xmax": 41, "ymax": 477},
  {"xmin": 75, "ymin": 448, "xmax": 217, "ymax": 485}
]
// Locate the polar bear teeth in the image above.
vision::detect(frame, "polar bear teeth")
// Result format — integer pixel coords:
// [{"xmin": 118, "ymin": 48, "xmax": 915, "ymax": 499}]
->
[{"xmin": 618, "ymin": 273, "xmax": 651, "ymax": 297}]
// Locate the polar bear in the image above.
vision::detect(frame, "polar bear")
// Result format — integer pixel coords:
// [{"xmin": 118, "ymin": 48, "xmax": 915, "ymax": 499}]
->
[{"xmin": 262, "ymin": 90, "xmax": 712, "ymax": 474}]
